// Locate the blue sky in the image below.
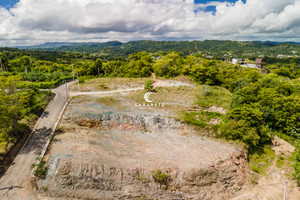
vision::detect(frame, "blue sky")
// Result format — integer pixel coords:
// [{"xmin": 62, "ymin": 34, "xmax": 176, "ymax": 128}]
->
[
  {"xmin": 0, "ymin": 0, "xmax": 246, "ymax": 10},
  {"xmin": 194, "ymin": 0, "xmax": 246, "ymax": 12},
  {"xmin": 0, "ymin": 0, "xmax": 299, "ymax": 46},
  {"xmin": 0, "ymin": 0, "xmax": 247, "ymax": 15},
  {"xmin": 0, "ymin": 0, "xmax": 19, "ymax": 9}
]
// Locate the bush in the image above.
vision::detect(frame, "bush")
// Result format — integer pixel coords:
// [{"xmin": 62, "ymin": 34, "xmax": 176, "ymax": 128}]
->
[
  {"xmin": 144, "ymin": 80, "xmax": 154, "ymax": 91},
  {"xmin": 18, "ymin": 76, "xmax": 73, "ymax": 89},
  {"xmin": 152, "ymin": 170, "xmax": 169, "ymax": 185},
  {"xmin": 34, "ymin": 161, "xmax": 47, "ymax": 178},
  {"xmin": 293, "ymin": 140, "xmax": 300, "ymax": 186}
]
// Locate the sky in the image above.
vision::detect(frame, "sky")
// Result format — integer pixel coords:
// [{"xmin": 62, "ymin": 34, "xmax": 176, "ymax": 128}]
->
[{"xmin": 0, "ymin": 0, "xmax": 300, "ymax": 46}]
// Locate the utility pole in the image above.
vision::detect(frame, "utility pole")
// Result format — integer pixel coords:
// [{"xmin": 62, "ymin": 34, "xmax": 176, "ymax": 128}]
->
[
  {"xmin": 72, "ymin": 64, "xmax": 74, "ymax": 81},
  {"xmin": 77, "ymin": 72, "xmax": 80, "ymax": 91},
  {"xmin": 65, "ymin": 80, "xmax": 68, "ymax": 102},
  {"xmin": 283, "ymin": 181, "xmax": 287, "ymax": 200}
]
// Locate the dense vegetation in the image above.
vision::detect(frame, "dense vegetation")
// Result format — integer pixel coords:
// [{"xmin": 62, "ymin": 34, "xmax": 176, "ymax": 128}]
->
[
  {"xmin": 19, "ymin": 40, "xmax": 300, "ymax": 59},
  {"xmin": 0, "ymin": 41, "xmax": 299, "ymax": 185},
  {"xmin": 0, "ymin": 76, "xmax": 53, "ymax": 153}
]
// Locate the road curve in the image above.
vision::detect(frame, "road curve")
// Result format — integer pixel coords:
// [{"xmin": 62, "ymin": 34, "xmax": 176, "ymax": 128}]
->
[{"xmin": 0, "ymin": 83, "xmax": 68, "ymax": 200}]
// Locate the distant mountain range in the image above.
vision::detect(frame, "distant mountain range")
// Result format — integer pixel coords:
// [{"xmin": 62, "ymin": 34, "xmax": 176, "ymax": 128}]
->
[
  {"xmin": 15, "ymin": 41, "xmax": 123, "ymax": 50},
  {"xmin": 12, "ymin": 40, "xmax": 300, "ymax": 58}
]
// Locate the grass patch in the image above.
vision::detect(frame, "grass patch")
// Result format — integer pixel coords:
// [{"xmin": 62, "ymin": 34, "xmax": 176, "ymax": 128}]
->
[
  {"xmin": 137, "ymin": 173, "xmax": 149, "ymax": 183},
  {"xmin": 0, "ymin": 141, "xmax": 8, "ymax": 154},
  {"xmin": 292, "ymin": 141, "xmax": 300, "ymax": 186},
  {"xmin": 250, "ymin": 174, "xmax": 259, "ymax": 185},
  {"xmin": 71, "ymin": 77, "xmax": 150, "ymax": 91},
  {"xmin": 152, "ymin": 86, "xmax": 196, "ymax": 105},
  {"xmin": 195, "ymin": 85, "xmax": 232, "ymax": 110},
  {"xmin": 95, "ymin": 96, "xmax": 128, "ymax": 110},
  {"xmin": 0, "ymin": 133, "xmax": 17, "ymax": 154},
  {"xmin": 71, "ymin": 96, "xmax": 80, "ymax": 100},
  {"xmin": 275, "ymin": 132, "xmax": 298, "ymax": 146},
  {"xmin": 180, "ymin": 111, "xmax": 223, "ymax": 128},
  {"xmin": 276, "ymin": 155, "xmax": 286, "ymax": 168},
  {"xmin": 152, "ymin": 170, "xmax": 169, "ymax": 185},
  {"xmin": 126, "ymin": 86, "xmax": 197, "ymax": 107},
  {"xmin": 248, "ymin": 146, "xmax": 275, "ymax": 175},
  {"xmin": 33, "ymin": 161, "xmax": 47, "ymax": 178}
]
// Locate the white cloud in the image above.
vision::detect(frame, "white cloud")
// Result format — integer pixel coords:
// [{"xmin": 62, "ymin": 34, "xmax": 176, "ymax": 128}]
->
[{"xmin": 0, "ymin": 0, "xmax": 300, "ymax": 46}]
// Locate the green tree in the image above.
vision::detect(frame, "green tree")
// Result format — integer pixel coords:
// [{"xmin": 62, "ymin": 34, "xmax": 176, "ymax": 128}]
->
[
  {"xmin": 0, "ymin": 76, "xmax": 32, "ymax": 139},
  {"xmin": 221, "ymin": 104, "xmax": 271, "ymax": 147},
  {"xmin": 94, "ymin": 59, "xmax": 102, "ymax": 76},
  {"xmin": 0, "ymin": 53, "xmax": 8, "ymax": 76},
  {"xmin": 20, "ymin": 56, "xmax": 31, "ymax": 74}
]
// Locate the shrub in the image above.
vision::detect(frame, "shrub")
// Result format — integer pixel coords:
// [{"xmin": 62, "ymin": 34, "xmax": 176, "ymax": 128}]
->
[
  {"xmin": 276, "ymin": 155, "xmax": 285, "ymax": 168},
  {"xmin": 144, "ymin": 80, "xmax": 154, "ymax": 92},
  {"xmin": 152, "ymin": 170, "xmax": 169, "ymax": 185},
  {"xmin": 34, "ymin": 161, "xmax": 47, "ymax": 178},
  {"xmin": 293, "ymin": 140, "xmax": 300, "ymax": 186}
]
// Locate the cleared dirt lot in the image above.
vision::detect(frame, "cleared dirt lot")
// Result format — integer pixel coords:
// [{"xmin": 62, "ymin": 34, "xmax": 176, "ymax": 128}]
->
[
  {"xmin": 49, "ymin": 96, "xmax": 235, "ymax": 171},
  {"xmin": 37, "ymin": 93, "xmax": 248, "ymax": 199}
]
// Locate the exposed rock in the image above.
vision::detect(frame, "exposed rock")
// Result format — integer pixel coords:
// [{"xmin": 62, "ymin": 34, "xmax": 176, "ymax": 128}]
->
[
  {"xmin": 206, "ymin": 118, "xmax": 221, "ymax": 125},
  {"xmin": 37, "ymin": 149, "xmax": 250, "ymax": 200},
  {"xmin": 204, "ymin": 106, "xmax": 227, "ymax": 115},
  {"xmin": 36, "ymin": 98, "xmax": 250, "ymax": 200}
]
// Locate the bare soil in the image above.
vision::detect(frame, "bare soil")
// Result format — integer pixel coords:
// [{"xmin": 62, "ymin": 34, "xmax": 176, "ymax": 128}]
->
[{"xmin": 38, "ymin": 95, "xmax": 249, "ymax": 199}]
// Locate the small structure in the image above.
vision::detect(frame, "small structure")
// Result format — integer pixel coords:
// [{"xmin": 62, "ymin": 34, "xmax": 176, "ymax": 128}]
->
[
  {"xmin": 255, "ymin": 58, "xmax": 263, "ymax": 68},
  {"xmin": 225, "ymin": 58, "xmax": 231, "ymax": 62},
  {"xmin": 232, "ymin": 58, "xmax": 242, "ymax": 65}
]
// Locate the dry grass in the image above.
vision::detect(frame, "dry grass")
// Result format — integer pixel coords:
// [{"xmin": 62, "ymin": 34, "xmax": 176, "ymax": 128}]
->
[
  {"xmin": 69, "ymin": 77, "xmax": 150, "ymax": 92},
  {"xmin": 124, "ymin": 86, "xmax": 197, "ymax": 113},
  {"xmin": 126, "ymin": 84, "xmax": 232, "ymax": 110},
  {"xmin": 95, "ymin": 96, "xmax": 129, "ymax": 110}
]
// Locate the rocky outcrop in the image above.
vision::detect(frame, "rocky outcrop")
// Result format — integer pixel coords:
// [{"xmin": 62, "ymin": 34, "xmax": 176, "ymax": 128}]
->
[
  {"xmin": 37, "ymin": 151, "xmax": 249, "ymax": 200},
  {"xmin": 74, "ymin": 114, "xmax": 184, "ymax": 132}
]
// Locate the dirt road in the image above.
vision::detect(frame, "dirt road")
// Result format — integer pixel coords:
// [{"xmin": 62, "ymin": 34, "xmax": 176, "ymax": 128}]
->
[
  {"xmin": 0, "ymin": 83, "xmax": 69, "ymax": 200},
  {"xmin": 69, "ymin": 87, "xmax": 144, "ymax": 97},
  {"xmin": 231, "ymin": 136, "xmax": 300, "ymax": 200}
]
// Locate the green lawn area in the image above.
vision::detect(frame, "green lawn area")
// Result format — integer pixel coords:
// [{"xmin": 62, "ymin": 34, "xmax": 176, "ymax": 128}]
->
[{"xmin": 195, "ymin": 85, "xmax": 232, "ymax": 110}]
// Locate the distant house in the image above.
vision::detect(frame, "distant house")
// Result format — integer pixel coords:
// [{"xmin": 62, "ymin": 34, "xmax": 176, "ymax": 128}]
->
[
  {"xmin": 225, "ymin": 58, "xmax": 232, "ymax": 62},
  {"xmin": 255, "ymin": 58, "xmax": 263, "ymax": 68},
  {"xmin": 232, "ymin": 58, "xmax": 242, "ymax": 65}
]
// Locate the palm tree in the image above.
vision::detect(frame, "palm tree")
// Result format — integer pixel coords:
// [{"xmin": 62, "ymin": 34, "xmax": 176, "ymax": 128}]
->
[
  {"xmin": 0, "ymin": 53, "xmax": 8, "ymax": 76},
  {"xmin": 94, "ymin": 59, "xmax": 102, "ymax": 76},
  {"xmin": 20, "ymin": 56, "xmax": 30, "ymax": 74}
]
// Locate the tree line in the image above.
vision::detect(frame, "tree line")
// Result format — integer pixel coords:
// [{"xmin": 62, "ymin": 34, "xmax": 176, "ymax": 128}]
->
[{"xmin": 0, "ymin": 49, "xmax": 299, "ymax": 184}]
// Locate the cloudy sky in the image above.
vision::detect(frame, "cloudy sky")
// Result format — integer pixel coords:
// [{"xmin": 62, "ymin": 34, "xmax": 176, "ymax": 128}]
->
[{"xmin": 0, "ymin": 0, "xmax": 300, "ymax": 46}]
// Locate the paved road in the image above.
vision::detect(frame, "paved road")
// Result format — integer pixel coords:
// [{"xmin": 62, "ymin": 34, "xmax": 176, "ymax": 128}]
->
[
  {"xmin": 0, "ymin": 83, "xmax": 145, "ymax": 200},
  {"xmin": 0, "ymin": 83, "xmax": 68, "ymax": 200}
]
